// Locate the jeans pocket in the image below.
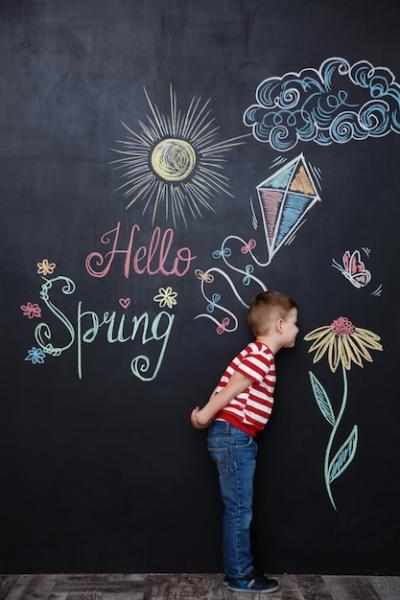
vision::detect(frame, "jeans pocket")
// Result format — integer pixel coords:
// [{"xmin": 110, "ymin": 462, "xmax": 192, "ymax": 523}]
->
[
  {"xmin": 234, "ymin": 433, "xmax": 254, "ymax": 448},
  {"xmin": 208, "ymin": 446, "xmax": 229, "ymax": 476}
]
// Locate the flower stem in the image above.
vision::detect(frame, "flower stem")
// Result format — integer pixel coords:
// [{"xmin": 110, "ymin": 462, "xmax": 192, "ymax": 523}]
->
[{"xmin": 324, "ymin": 362, "xmax": 348, "ymax": 511}]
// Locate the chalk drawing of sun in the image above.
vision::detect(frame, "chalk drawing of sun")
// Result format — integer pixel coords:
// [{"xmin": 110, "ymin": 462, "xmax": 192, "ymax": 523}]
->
[{"xmin": 111, "ymin": 86, "xmax": 248, "ymax": 228}]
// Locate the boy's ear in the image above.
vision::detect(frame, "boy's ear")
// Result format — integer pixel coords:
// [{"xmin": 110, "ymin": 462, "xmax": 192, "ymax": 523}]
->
[{"xmin": 276, "ymin": 318, "xmax": 284, "ymax": 333}]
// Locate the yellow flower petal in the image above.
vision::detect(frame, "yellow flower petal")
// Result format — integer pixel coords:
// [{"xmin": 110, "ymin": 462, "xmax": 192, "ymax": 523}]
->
[
  {"xmin": 328, "ymin": 335, "xmax": 340, "ymax": 373},
  {"xmin": 310, "ymin": 331, "xmax": 334, "ymax": 360},
  {"xmin": 353, "ymin": 331, "xmax": 383, "ymax": 352},
  {"xmin": 338, "ymin": 336, "xmax": 351, "ymax": 370},
  {"xmin": 308, "ymin": 330, "xmax": 334, "ymax": 353},
  {"xmin": 346, "ymin": 333, "xmax": 371, "ymax": 364},
  {"xmin": 342, "ymin": 334, "xmax": 363, "ymax": 368},
  {"xmin": 304, "ymin": 326, "xmax": 331, "ymax": 341},
  {"xmin": 355, "ymin": 327, "xmax": 381, "ymax": 341},
  {"xmin": 351, "ymin": 332, "xmax": 375, "ymax": 361}
]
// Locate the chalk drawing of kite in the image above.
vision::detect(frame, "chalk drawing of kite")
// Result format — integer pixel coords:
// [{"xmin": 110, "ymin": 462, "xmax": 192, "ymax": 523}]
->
[
  {"xmin": 111, "ymin": 86, "xmax": 248, "ymax": 228},
  {"xmin": 194, "ymin": 153, "xmax": 321, "ymax": 333},
  {"xmin": 256, "ymin": 153, "xmax": 321, "ymax": 260}
]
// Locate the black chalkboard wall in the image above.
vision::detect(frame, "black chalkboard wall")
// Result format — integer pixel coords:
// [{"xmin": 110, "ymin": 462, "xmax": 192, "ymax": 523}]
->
[{"xmin": 1, "ymin": 0, "xmax": 399, "ymax": 576}]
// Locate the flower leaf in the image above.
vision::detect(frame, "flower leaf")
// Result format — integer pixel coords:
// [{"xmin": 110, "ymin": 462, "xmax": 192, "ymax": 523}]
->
[
  {"xmin": 308, "ymin": 371, "xmax": 336, "ymax": 426},
  {"xmin": 328, "ymin": 425, "xmax": 358, "ymax": 484}
]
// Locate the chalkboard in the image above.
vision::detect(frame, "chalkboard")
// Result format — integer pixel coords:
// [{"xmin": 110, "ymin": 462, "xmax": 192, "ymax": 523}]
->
[{"xmin": 1, "ymin": 0, "xmax": 400, "ymax": 575}]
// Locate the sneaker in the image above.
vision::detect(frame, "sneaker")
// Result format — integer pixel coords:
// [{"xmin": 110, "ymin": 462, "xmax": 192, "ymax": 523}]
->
[{"xmin": 224, "ymin": 569, "xmax": 280, "ymax": 593}]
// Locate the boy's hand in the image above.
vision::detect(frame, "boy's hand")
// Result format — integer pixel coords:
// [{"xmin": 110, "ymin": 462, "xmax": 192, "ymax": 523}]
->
[{"xmin": 191, "ymin": 407, "xmax": 212, "ymax": 429}]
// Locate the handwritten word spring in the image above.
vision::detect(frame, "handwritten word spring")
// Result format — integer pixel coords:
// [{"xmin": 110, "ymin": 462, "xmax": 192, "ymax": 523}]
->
[{"xmin": 35, "ymin": 276, "xmax": 175, "ymax": 381}]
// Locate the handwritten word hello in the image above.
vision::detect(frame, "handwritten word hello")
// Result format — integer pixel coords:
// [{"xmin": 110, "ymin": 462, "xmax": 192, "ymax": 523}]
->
[{"xmin": 85, "ymin": 223, "xmax": 197, "ymax": 279}]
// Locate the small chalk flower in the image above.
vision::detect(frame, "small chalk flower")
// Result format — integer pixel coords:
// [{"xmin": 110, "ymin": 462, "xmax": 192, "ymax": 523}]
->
[
  {"xmin": 25, "ymin": 347, "xmax": 46, "ymax": 364},
  {"xmin": 20, "ymin": 302, "xmax": 41, "ymax": 319},
  {"xmin": 153, "ymin": 286, "xmax": 178, "ymax": 309},
  {"xmin": 37, "ymin": 259, "xmax": 56, "ymax": 276}
]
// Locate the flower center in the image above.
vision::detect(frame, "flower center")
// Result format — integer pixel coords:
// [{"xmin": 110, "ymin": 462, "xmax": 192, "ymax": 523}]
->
[{"xmin": 331, "ymin": 316, "xmax": 355, "ymax": 336}]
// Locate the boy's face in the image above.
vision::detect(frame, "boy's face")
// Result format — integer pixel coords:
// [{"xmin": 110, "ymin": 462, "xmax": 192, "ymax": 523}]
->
[{"xmin": 281, "ymin": 308, "xmax": 299, "ymax": 348}]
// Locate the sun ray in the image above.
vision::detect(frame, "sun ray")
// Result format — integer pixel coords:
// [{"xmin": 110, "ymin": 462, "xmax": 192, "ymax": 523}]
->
[
  {"xmin": 184, "ymin": 183, "xmax": 203, "ymax": 211},
  {"xmin": 111, "ymin": 147, "xmax": 148, "ymax": 157},
  {"xmin": 112, "ymin": 162, "xmax": 147, "ymax": 172},
  {"xmin": 176, "ymin": 190, "xmax": 188, "ymax": 228},
  {"xmin": 121, "ymin": 165, "xmax": 154, "ymax": 182},
  {"xmin": 116, "ymin": 177, "xmax": 152, "ymax": 196},
  {"xmin": 120, "ymin": 121, "xmax": 152, "ymax": 147},
  {"xmin": 170, "ymin": 83, "xmax": 177, "ymax": 137},
  {"xmin": 185, "ymin": 97, "xmax": 212, "ymax": 139},
  {"xmin": 202, "ymin": 134, "xmax": 251, "ymax": 154},
  {"xmin": 138, "ymin": 120, "xmax": 160, "ymax": 143},
  {"xmin": 198, "ymin": 166, "xmax": 230, "ymax": 183},
  {"xmin": 161, "ymin": 112, "xmax": 169, "ymax": 136},
  {"xmin": 122, "ymin": 184, "xmax": 155, "ymax": 209},
  {"xmin": 179, "ymin": 185, "xmax": 197, "ymax": 220},
  {"xmin": 191, "ymin": 121, "xmax": 218, "ymax": 146},
  {"xmin": 188, "ymin": 108, "xmax": 214, "ymax": 142},
  {"xmin": 186, "ymin": 178, "xmax": 213, "ymax": 204},
  {"xmin": 112, "ymin": 141, "xmax": 148, "ymax": 151},
  {"xmin": 183, "ymin": 184, "xmax": 204, "ymax": 217},
  {"xmin": 186, "ymin": 183, "xmax": 214, "ymax": 212},
  {"xmin": 119, "ymin": 165, "xmax": 150, "ymax": 180},
  {"xmin": 117, "ymin": 172, "xmax": 154, "ymax": 194},
  {"xmin": 199, "ymin": 160, "xmax": 225, "ymax": 169},
  {"xmin": 150, "ymin": 182, "xmax": 162, "ymax": 223},
  {"xmin": 176, "ymin": 109, "xmax": 183, "ymax": 137},
  {"xmin": 196, "ymin": 173, "xmax": 234, "ymax": 198},
  {"xmin": 125, "ymin": 178, "xmax": 157, "ymax": 211},
  {"xmin": 181, "ymin": 96, "xmax": 203, "ymax": 139},
  {"xmin": 121, "ymin": 165, "xmax": 152, "ymax": 181},
  {"xmin": 193, "ymin": 126, "xmax": 220, "ymax": 147},
  {"xmin": 145, "ymin": 113, "xmax": 164, "ymax": 140},
  {"xmin": 143, "ymin": 87, "xmax": 167, "ymax": 137},
  {"xmin": 146, "ymin": 181, "xmax": 164, "ymax": 221}
]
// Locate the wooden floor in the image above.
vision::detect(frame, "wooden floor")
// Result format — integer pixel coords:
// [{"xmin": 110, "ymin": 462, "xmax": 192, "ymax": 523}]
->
[{"xmin": 1, "ymin": 573, "xmax": 400, "ymax": 600}]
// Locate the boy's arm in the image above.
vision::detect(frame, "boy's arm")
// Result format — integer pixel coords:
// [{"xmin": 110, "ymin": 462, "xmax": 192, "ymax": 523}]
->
[{"xmin": 191, "ymin": 371, "xmax": 253, "ymax": 429}]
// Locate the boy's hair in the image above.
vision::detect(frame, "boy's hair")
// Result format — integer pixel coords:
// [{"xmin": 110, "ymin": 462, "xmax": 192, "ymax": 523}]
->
[{"xmin": 247, "ymin": 290, "xmax": 297, "ymax": 336}]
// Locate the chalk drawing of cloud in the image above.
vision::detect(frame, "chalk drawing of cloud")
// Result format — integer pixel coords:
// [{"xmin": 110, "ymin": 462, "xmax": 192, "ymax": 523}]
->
[{"xmin": 243, "ymin": 57, "xmax": 400, "ymax": 151}]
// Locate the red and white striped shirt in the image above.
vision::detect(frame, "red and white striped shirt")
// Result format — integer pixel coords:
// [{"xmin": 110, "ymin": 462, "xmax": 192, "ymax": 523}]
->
[{"xmin": 214, "ymin": 341, "xmax": 276, "ymax": 437}]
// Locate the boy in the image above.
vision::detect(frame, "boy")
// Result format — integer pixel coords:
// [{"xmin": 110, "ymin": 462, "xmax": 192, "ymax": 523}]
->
[{"xmin": 191, "ymin": 290, "xmax": 298, "ymax": 594}]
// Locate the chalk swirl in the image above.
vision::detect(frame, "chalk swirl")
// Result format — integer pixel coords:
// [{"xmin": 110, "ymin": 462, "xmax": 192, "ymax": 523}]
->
[{"xmin": 244, "ymin": 57, "xmax": 400, "ymax": 150}]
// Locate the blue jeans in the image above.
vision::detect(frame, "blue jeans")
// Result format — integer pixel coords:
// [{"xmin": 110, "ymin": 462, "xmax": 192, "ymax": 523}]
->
[{"xmin": 207, "ymin": 420, "xmax": 258, "ymax": 579}]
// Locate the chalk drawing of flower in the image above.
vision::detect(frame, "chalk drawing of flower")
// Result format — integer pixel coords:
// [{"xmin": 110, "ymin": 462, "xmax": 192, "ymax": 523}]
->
[
  {"xmin": 37, "ymin": 259, "xmax": 56, "ymax": 276},
  {"xmin": 153, "ymin": 287, "xmax": 178, "ymax": 309},
  {"xmin": 25, "ymin": 347, "xmax": 46, "ymax": 364},
  {"xmin": 304, "ymin": 316, "xmax": 382, "ymax": 373},
  {"xmin": 304, "ymin": 316, "xmax": 383, "ymax": 510},
  {"xmin": 20, "ymin": 302, "xmax": 42, "ymax": 319}
]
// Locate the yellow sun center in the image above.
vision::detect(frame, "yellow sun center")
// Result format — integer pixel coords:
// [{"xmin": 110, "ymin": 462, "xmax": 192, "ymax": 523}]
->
[{"xmin": 151, "ymin": 138, "xmax": 196, "ymax": 182}]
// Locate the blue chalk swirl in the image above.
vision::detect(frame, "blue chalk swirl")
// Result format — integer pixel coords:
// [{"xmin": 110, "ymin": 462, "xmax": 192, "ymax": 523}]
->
[{"xmin": 243, "ymin": 57, "xmax": 400, "ymax": 151}]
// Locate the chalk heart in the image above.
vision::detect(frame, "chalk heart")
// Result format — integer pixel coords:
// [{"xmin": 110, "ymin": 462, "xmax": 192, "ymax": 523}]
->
[{"xmin": 119, "ymin": 297, "xmax": 131, "ymax": 309}]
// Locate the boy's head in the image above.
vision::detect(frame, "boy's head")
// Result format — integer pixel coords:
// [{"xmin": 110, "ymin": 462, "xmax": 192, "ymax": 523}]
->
[{"xmin": 247, "ymin": 290, "xmax": 298, "ymax": 348}]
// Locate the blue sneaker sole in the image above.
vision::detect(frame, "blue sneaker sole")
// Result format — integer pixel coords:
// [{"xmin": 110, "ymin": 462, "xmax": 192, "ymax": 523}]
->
[
  {"xmin": 226, "ymin": 583, "xmax": 280, "ymax": 593},
  {"xmin": 223, "ymin": 576, "xmax": 280, "ymax": 593}
]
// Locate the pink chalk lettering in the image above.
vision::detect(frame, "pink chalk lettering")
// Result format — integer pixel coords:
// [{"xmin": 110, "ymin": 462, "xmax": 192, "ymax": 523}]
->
[{"xmin": 85, "ymin": 222, "xmax": 197, "ymax": 279}]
